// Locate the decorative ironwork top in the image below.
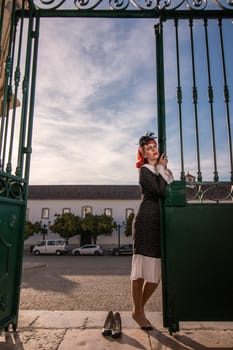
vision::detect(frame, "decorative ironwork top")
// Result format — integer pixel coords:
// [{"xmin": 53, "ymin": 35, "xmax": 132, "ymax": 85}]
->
[
  {"xmin": 30, "ymin": 0, "xmax": 233, "ymax": 12},
  {"xmin": 0, "ymin": 172, "xmax": 26, "ymax": 201},
  {"xmin": 186, "ymin": 182, "xmax": 233, "ymax": 202}
]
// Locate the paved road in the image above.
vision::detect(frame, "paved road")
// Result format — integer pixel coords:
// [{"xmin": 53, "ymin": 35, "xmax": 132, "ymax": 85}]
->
[{"xmin": 20, "ymin": 254, "xmax": 162, "ymax": 312}]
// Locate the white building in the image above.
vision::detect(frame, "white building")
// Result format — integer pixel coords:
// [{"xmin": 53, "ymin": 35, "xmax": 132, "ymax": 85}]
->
[
  {"xmin": 26, "ymin": 185, "xmax": 141, "ymax": 248},
  {"xmin": 26, "ymin": 178, "xmax": 231, "ymax": 248}
]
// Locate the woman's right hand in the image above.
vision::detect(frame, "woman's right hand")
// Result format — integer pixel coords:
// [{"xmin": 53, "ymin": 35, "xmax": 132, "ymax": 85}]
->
[{"xmin": 158, "ymin": 153, "xmax": 168, "ymax": 168}]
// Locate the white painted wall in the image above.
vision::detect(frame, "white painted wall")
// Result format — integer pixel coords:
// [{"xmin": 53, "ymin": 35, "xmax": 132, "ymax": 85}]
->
[{"xmin": 25, "ymin": 198, "xmax": 140, "ymax": 248}]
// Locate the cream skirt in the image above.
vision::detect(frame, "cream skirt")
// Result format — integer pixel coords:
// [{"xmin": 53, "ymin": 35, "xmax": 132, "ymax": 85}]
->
[{"xmin": 130, "ymin": 254, "xmax": 161, "ymax": 284}]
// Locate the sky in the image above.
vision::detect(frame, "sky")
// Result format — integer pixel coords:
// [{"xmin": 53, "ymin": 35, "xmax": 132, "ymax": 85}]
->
[
  {"xmin": 30, "ymin": 17, "xmax": 162, "ymax": 185},
  {"xmin": 13, "ymin": 7, "xmax": 233, "ymax": 185}
]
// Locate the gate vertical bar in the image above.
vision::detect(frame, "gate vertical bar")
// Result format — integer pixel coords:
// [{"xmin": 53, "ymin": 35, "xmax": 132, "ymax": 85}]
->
[
  {"xmin": 0, "ymin": 0, "xmax": 6, "ymax": 59},
  {"xmin": 16, "ymin": 5, "xmax": 34, "ymax": 177},
  {"xmin": 3, "ymin": 9, "xmax": 18, "ymax": 173},
  {"xmin": 174, "ymin": 18, "xmax": 185, "ymax": 181},
  {"xmin": 0, "ymin": 0, "xmax": 17, "ymax": 169},
  {"xmin": 154, "ymin": 18, "xmax": 176, "ymax": 332},
  {"xmin": 203, "ymin": 18, "xmax": 219, "ymax": 182},
  {"xmin": 189, "ymin": 19, "xmax": 202, "ymax": 182},
  {"xmin": 24, "ymin": 12, "xmax": 40, "ymax": 185},
  {"xmin": 218, "ymin": 18, "xmax": 233, "ymax": 182},
  {"xmin": 6, "ymin": 1, "xmax": 26, "ymax": 174},
  {"xmin": 154, "ymin": 20, "xmax": 166, "ymax": 154}
]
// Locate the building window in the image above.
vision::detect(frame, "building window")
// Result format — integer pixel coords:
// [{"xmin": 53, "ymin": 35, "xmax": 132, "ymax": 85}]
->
[
  {"xmin": 104, "ymin": 208, "xmax": 112, "ymax": 217},
  {"xmin": 82, "ymin": 206, "xmax": 92, "ymax": 218},
  {"xmin": 126, "ymin": 208, "xmax": 134, "ymax": 219},
  {"xmin": 41, "ymin": 208, "xmax": 49, "ymax": 219},
  {"xmin": 63, "ymin": 208, "xmax": 71, "ymax": 214}
]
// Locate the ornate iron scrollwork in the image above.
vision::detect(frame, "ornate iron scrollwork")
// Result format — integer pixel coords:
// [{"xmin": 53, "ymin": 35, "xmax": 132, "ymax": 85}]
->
[
  {"xmin": 216, "ymin": 0, "xmax": 233, "ymax": 9},
  {"xmin": 186, "ymin": 182, "xmax": 233, "ymax": 202},
  {"xmin": 31, "ymin": 0, "xmax": 233, "ymax": 10},
  {"xmin": 109, "ymin": 0, "xmax": 130, "ymax": 10},
  {"xmin": 74, "ymin": 0, "xmax": 103, "ymax": 9},
  {"xmin": 187, "ymin": 0, "xmax": 207, "ymax": 9},
  {"xmin": 0, "ymin": 173, "xmax": 25, "ymax": 201},
  {"xmin": 9, "ymin": 182, "xmax": 25, "ymax": 200}
]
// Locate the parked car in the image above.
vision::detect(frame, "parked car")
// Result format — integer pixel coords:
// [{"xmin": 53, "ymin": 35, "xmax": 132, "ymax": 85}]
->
[
  {"xmin": 72, "ymin": 244, "xmax": 103, "ymax": 256},
  {"xmin": 109, "ymin": 244, "xmax": 133, "ymax": 256},
  {"xmin": 32, "ymin": 239, "xmax": 69, "ymax": 256}
]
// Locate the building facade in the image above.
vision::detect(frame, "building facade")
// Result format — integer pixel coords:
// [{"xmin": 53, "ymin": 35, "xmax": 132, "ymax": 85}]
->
[
  {"xmin": 26, "ymin": 179, "xmax": 232, "ymax": 248},
  {"xmin": 26, "ymin": 185, "xmax": 141, "ymax": 248}
]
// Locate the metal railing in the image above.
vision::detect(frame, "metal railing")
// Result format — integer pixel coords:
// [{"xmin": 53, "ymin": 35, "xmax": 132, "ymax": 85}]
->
[{"xmin": 156, "ymin": 15, "xmax": 233, "ymax": 184}]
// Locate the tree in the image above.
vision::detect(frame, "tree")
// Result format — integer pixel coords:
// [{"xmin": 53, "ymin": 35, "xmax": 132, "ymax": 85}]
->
[
  {"xmin": 124, "ymin": 212, "xmax": 135, "ymax": 236},
  {"xmin": 24, "ymin": 220, "xmax": 43, "ymax": 240},
  {"xmin": 81, "ymin": 214, "xmax": 116, "ymax": 244},
  {"xmin": 49, "ymin": 213, "xmax": 82, "ymax": 243},
  {"xmin": 24, "ymin": 221, "xmax": 35, "ymax": 240}
]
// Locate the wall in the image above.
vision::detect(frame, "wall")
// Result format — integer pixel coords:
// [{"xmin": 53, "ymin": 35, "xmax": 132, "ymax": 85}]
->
[{"xmin": 25, "ymin": 198, "xmax": 140, "ymax": 248}]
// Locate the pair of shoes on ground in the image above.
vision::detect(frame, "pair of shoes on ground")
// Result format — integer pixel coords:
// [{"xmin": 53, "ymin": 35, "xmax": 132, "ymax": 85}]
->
[{"xmin": 102, "ymin": 311, "xmax": 122, "ymax": 338}]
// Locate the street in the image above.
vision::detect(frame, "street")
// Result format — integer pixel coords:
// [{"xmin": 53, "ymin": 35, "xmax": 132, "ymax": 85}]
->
[{"xmin": 20, "ymin": 254, "xmax": 162, "ymax": 312}]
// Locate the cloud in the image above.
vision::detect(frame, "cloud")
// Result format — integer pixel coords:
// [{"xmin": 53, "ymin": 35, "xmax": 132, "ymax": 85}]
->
[
  {"xmin": 29, "ymin": 18, "xmax": 160, "ymax": 184},
  {"xmin": 24, "ymin": 17, "xmax": 233, "ymax": 185}
]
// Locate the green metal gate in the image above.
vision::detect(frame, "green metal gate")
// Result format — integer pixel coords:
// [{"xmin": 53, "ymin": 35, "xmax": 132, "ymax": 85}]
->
[
  {"xmin": 0, "ymin": 0, "xmax": 39, "ymax": 331},
  {"xmin": 0, "ymin": 0, "xmax": 232, "ymax": 333},
  {"xmin": 155, "ymin": 8, "xmax": 233, "ymax": 333}
]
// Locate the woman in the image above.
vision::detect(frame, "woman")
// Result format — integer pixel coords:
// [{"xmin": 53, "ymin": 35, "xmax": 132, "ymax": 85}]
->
[{"xmin": 130, "ymin": 132, "xmax": 173, "ymax": 330}]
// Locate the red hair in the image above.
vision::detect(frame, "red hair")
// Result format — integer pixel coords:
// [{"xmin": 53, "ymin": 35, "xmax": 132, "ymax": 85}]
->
[{"xmin": 136, "ymin": 148, "xmax": 144, "ymax": 168}]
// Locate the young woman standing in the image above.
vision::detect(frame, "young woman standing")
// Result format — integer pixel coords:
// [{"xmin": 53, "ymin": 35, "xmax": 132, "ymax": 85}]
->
[{"xmin": 131, "ymin": 132, "xmax": 173, "ymax": 330}]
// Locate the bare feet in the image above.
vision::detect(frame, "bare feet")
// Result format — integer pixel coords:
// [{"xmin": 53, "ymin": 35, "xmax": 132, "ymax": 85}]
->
[{"xmin": 132, "ymin": 312, "xmax": 151, "ymax": 329}]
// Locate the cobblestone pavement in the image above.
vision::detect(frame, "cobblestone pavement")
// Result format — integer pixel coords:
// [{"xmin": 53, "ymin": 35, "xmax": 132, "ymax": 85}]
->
[{"xmin": 20, "ymin": 254, "xmax": 162, "ymax": 312}]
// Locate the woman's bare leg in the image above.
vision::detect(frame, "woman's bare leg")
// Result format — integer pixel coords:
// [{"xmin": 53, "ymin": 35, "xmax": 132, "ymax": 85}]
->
[
  {"xmin": 131, "ymin": 278, "xmax": 148, "ymax": 327},
  {"xmin": 142, "ymin": 281, "xmax": 158, "ymax": 308}
]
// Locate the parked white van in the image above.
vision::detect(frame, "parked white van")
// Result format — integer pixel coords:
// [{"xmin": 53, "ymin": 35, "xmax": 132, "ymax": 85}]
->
[{"xmin": 32, "ymin": 239, "xmax": 69, "ymax": 255}]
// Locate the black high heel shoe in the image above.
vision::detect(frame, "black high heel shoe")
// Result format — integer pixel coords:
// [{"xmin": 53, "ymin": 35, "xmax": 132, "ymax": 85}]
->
[
  {"xmin": 111, "ymin": 312, "xmax": 122, "ymax": 338},
  {"xmin": 101, "ymin": 311, "xmax": 114, "ymax": 336}
]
